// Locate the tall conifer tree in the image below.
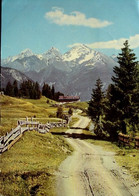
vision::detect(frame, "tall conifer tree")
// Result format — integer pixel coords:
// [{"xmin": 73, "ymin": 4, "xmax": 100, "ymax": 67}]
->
[
  {"xmin": 5, "ymin": 81, "xmax": 14, "ymax": 96},
  {"xmin": 13, "ymin": 80, "xmax": 19, "ymax": 97},
  {"xmin": 88, "ymin": 78, "xmax": 104, "ymax": 136},
  {"xmin": 104, "ymin": 40, "xmax": 138, "ymax": 137}
]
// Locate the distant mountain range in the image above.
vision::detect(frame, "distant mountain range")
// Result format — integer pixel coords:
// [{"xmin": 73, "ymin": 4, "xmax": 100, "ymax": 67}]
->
[
  {"xmin": 1, "ymin": 44, "xmax": 118, "ymax": 100},
  {"xmin": 1, "ymin": 67, "xmax": 32, "ymax": 88}
]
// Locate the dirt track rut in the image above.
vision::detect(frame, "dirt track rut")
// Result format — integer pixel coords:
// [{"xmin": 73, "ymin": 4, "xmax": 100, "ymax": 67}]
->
[{"xmin": 56, "ymin": 116, "xmax": 139, "ymax": 196}]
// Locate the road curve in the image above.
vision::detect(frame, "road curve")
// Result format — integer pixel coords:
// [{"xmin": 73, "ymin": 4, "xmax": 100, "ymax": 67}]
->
[{"xmin": 56, "ymin": 116, "xmax": 139, "ymax": 196}]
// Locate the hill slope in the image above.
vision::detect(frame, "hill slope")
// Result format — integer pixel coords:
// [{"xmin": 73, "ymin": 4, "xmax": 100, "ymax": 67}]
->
[{"xmin": 0, "ymin": 95, "xmax": 56, "ymax": 136}]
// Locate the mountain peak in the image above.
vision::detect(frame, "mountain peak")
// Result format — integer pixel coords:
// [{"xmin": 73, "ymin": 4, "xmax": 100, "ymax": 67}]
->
[
  {"xmin": 71, "ymin": 43, "xmax": 91, "ymax": 50},
  {"xmin": 43, "ymin": 47, "xmax": 62, "ymax": 59},
  {"xmin": 43, "ymin": 47, "xmax": 60, "ymax": 54},
  {"xmin": 63, "ymin": 44, "xmax": 95, "ymax": 62},
  {"xmin": 50, "ymin": 47, "xmax": 59, "ymax": 51},
  {"xmin": 21, "ymin": 48, "xmax": 33, "ymax": 56}
]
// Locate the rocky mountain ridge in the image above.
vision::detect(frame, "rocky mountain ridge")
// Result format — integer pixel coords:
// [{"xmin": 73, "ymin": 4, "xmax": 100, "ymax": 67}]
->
[{"xmin": 2, "ymin": 44, "xmax": 118, "ymax": 100}]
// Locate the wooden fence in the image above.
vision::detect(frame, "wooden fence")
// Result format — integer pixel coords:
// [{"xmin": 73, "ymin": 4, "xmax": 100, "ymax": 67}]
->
[
  {"xmin": 118, "ymin": 133, "xmax": 139, "ymax": 149},
  {"xmin": 0, "ymin": 117, "xmax": 67, "ymax": 154}
]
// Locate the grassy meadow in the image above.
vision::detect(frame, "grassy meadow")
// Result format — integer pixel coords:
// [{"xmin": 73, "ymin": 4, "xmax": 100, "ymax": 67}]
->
[
  {"xmin": 0, "ymin": 94, "xmax": 74, "ymax": 196},
  {"xmin": 0, "ymin": 131, "xmax": 73, "ymax": 196},
  {"xmin": 65, "ymin": 101, "xmax": 88, "ymax": 112},
  {"xmin": 0, "ymin": 95, "xmax": 66, "ymax": 136}
]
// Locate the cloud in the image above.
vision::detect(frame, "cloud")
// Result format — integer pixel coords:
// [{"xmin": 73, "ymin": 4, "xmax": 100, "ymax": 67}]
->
[
  {"xmin": 45, "ymin": 7, "xmax": 112, "ymax": 28},
  {"xmin": 68, "ymin": 43, "xmax": 84, "ymax": 48},
  {"xmin": 68, "ymin": 34, "xmax": 139, "ymax": 49}
]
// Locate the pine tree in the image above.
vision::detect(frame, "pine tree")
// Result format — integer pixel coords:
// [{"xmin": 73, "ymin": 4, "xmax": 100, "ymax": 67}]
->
[
  {"xmin": 42, "ymin": 83, "xmax": 52, "ymax": 99},
  {"xmin": 68, "ymin": 107, "xmax": 73, "ymax": 115},
  {"xmin": 56, "ymin": 106, "xmax": 63, "ymax": 118},
  {"xmin": 88, "ymin": 78, "xmax": 104, "ymax": 136},
  {"xmin": 5, "ymin": 81, "xmax": 14, "ymax": 96},
  {"xmin": 52, "ymin": 85, "xmax": 55, "ymax": 99},
  {"xmin": 34, "ymin": 82, "xmax": 41, "ymax": 99},
  {"xmin": 20, "ymin": 81, "xmax": 29, "ymax": 98},
  {"xmin": 54, "ymin": 91, "xmax": 64, "ymax": 101},
  {"xmin": 20, "ymin": 80, "xmax": 41, "ymax": 99},
  {"xmin": 105, "ymin": 40, "xmax": 138, "ymax": 136},
  {"xmin": 103, "ymin": 84, "xmax": 120, "ymax": 140},
  {"xmin": 13, "ymin": 80, "xmax": 19, "ymax": 97}
]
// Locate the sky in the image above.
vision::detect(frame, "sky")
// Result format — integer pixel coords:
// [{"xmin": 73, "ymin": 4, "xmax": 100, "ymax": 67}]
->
[{"xmin": 1, "ymin": 0, "xmax": 139, "ymax": 59}]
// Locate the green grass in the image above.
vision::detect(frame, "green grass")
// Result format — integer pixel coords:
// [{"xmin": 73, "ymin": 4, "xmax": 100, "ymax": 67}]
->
[
  {"xmin": 21, "ymin": 96, "xmax": 56, "ymax": 109},
  {"xmin": 50, "ymin": 127, "xmax": 68, "ymax": 133},
  {"xmin": 0, "ymin": 95, "xmax": 59, "ymax": 136},
  {"xmin": 0, "ymin": 131, "xmax": 73, "ymax": 196},
  {"xmin": 86, "ymin": 139, "xmax": 139, "ymax": 180},
  {"xmin": 0, "ymin": 95, "xmax": 74, "ymax": 195},
  {"xmin": 65, "ymin": 101, "xmax": 88, "ymax": 111}
]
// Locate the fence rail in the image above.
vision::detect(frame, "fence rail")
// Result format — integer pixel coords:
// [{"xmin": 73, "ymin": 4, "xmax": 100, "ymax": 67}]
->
[
  {"xmin": 0, "ymin": 117, "xmax": 68, "ymax": 154},
  {"xmin": 118, "ymin": 133, "xmax": 139, "ymax": 149}
]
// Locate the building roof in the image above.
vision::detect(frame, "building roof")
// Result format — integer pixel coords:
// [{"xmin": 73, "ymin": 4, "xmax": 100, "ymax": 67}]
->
[{"xmin": 58, "ymin": 96, "xmax": 80, "ymax": 101}]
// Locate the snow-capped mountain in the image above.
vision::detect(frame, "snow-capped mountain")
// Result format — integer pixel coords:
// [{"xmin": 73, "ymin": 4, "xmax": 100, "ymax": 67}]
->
[
  {"xmin": 63, "ymin": 44, "xmax": 98, "ymax": 65},
  {"xmin": 43, "ymin": 47, "xmax": 62, "ymax": 60},
  {"xmin": 2, "ymin": 45, "xmax": 118, "ymax": 100},
  {"xmin": 2, "ymin": 49, "xmax": 33, "ymax": 64},
  {"xmin": 2, "ymin": 51, "xmax": 46, "ymax": 73}
]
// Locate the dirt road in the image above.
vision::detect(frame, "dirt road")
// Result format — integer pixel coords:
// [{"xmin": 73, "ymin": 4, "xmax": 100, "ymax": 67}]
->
[
  {"xmin": 66, "ymin": 113, "xmax": 91, "ymax": 134},
  {"xmin": 56, "ymin": 115, "xmax": 139, "ymax": 196}
]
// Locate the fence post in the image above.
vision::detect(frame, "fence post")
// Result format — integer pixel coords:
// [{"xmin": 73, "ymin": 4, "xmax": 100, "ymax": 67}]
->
[{"xmin": 19, "ymin": 126, "xmax": 22, "ymax": 134}]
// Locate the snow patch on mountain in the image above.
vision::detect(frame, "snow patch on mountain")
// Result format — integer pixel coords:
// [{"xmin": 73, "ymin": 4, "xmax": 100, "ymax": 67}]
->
[
  {"xmin": 9, "ymin": 69, "xmax": 23, "ymax": 81},
  {"xmin": 43, "ymin": 47, "xmax": 62, "ymax": 60},
  {"xmin": 63, "ymin": 44, "xmax": 92, "ymax": 62},
  {"xmin": 2, "ymin": 49, "xmax": 33, "ymax": 64},
  {"xmin": 2, "ymin": 45, "xmax": 118, "ymax": 100},
  {"xmin": 36, "ymin": 54, "xmax": 43, "ymax": 60},
  {"xmin": 79, "ymin": 51, "xmax": 96, "ymax": 64},
  {"xmin": 63, "ymin": 44, "xmax": 104, "ymax": 68},
  {"xmin": 20, "ymin": 48, "xmax": 33, "ymax": 57}
]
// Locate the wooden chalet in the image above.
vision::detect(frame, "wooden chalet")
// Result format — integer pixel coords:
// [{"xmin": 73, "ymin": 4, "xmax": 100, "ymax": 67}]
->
[{"xmin": 58, "ymin": 95, "xmax": 80, "ymax": 103}]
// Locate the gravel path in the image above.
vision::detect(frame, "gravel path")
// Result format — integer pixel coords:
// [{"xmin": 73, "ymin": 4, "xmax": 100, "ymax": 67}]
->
[{"xmin": 56, "ymin": 115, "xmax": 139, "ymax": 196}]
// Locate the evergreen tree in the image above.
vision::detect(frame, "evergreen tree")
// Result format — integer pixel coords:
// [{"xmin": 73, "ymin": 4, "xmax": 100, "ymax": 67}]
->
[
  {"xmin": 42, "ymin": 83, "xmax": 52, "ymax": 99},
  {"xmin": 130, "ymin": 65, "xmax": 139, "ymax": 132},
  {"xmin": 42, "ymin": 83, "xmax": 64, "ymax": 101},
  {"xmin": 104, "ymin": 40, "xmax": 138, "ymax": 136},
  {"xmin": 34, "ymin": 82, "xmax": 41, "ymax": 99},
  {"xmin": 52, "ymin": 85, "xmax": 55, "ymax": 99},
  {"xmin": 103, "ymin": 84, "xmax": 120, "ymax": 140},
  {"xmin": 20, "ymin": 81, "xmax": 29, "ymax": 97},
  {"xmin": 20, "ymin": 80, "xmax": 41, "ymax": 99},
  {"xmin": 56, "ymin": 106, "xmax": 63, "ymax": 118},
  {"xmin": 54, "ymin": 91, "xmax": 64, "ymax": 101},
  {"xmin": 5, "ymin": 81, "xmax": 14, "ymax": 96},
  {"xmin": 88, "ymin": 78, "xmax": 104, "ymax": 136},
  {"xmin": 13, "ymin": 80, "xmax": 19, "ymax": 97},
  {"xmin": 68, "ymin": 107, "xmax": 73, "ymax": 115}
]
